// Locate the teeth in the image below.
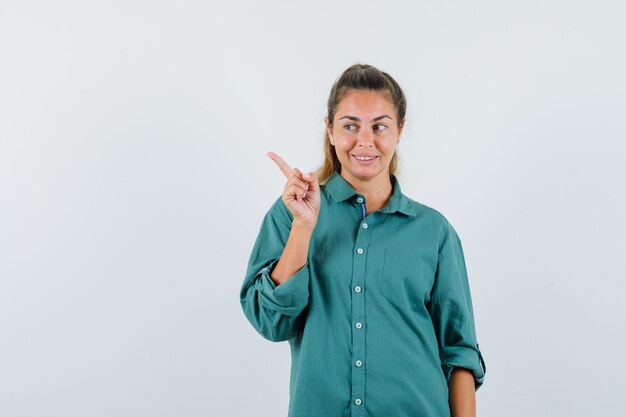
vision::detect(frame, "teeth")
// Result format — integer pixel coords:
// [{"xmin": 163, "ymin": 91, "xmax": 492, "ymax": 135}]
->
[{"xmin": 355, "ymin": 155, "xmax": 374, "ymax": 161}]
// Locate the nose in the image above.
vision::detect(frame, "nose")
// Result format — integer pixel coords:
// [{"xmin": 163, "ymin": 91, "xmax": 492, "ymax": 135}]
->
[{"xmin": 357, "ymin": 131, "xmax": 374, "ymax": 147}]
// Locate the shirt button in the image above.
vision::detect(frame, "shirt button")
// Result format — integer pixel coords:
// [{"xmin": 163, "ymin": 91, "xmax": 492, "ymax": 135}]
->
[
  {"xmin": 355, "ymin": 398, "xmax": 362, "ymax": 406},
  {"xmin": 356, "ymin": 197, "xmax": 364, "ymax": 203},
  {"xmin": 362, "ymin": 223, "xmax": 368, "ymax": 229},
  {"xmin": 355, "ymin": 322, "xmax": 363, "ymax": 329},
  {"xmin": 356, "ymin": 248, "xmax": 364, "ymax": 254},
  {"xmin": 355, "ymin": 360, "xmax": 363, "ymax": 367},
  {"xmin": 354, "ymin": 286, "xmax": 362, "ymax": 293}
]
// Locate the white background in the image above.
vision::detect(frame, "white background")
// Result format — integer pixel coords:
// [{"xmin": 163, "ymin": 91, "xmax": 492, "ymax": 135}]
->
[{"xmin": 1, "ymin": 1, "xmax": 625, "ymax": 416}]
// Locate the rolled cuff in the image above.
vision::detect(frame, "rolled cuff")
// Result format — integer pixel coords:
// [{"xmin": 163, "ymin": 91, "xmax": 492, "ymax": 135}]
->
[
  {"xmin": 441, "ymin": 344, "xmax": 486, "ymax": 391},
  {"xmin": 256, "ymin": 258, "xmax": 310, "ymax": 314}
]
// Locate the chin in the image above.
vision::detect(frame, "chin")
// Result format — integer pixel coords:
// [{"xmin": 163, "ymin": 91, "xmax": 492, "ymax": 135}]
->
[{"xmin": 342, "ymin": 167, "xmax": 386, "ymax": 182}]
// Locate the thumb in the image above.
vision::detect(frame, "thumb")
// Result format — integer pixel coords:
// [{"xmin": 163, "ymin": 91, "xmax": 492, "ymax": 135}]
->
[{"xmin": 303, "ymin": 172, "xmax": 320, "ymax": 193}]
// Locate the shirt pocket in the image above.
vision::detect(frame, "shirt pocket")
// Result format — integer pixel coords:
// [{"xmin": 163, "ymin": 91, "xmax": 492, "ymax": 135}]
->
[{"xmin": 380, "ymin": 248, "xmax": 435, "ymax": 311}]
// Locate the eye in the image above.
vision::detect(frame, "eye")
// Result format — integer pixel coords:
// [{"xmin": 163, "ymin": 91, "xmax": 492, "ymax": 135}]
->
[
  {"xmin": 373, "ymin": 124, "xmax": 388, "ymax": 132},
  {"xmin": 344, "ymin": 124, "xmax": 357, "ymax": 131}
]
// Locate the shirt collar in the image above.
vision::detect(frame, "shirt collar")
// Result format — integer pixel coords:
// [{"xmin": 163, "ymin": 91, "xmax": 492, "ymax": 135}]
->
[{"xmin": 325, "ymin": 170, "xmax": 416, "ymax": 217}]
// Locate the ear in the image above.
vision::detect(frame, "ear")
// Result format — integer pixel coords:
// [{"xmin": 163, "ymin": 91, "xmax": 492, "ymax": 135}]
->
[
  {"xmin": 324, "ymin": 116, "xmax": 334, "ymax": 145},
  {"xmin": 397, "ymin": 117, "xmax": 406, "ymax": 142}
]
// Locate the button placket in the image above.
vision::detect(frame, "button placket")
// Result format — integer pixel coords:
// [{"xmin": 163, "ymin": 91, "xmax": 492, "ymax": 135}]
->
[{"xmin": 350, "ymin": 204, "xmax": 371, "ymax": 416}]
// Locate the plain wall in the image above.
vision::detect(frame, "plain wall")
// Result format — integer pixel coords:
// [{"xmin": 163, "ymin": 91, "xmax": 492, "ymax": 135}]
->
[{"xmin": 1, "ymin": 1, "xmax": 625, "ymax": 416}]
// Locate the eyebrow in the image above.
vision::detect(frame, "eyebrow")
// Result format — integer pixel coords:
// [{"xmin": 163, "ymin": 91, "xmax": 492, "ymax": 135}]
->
[{"xmin": 338, "ymin": 115, "xmax": 393, "ymax": 122}]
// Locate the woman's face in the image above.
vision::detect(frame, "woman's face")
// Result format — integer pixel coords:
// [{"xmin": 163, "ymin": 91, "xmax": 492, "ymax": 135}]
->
[{"xmin": 325, "ymin": 89, "xmax": 404, "ymax": 185}]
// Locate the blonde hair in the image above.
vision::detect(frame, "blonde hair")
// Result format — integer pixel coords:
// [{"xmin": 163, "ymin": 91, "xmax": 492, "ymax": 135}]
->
[{"xmin": 315, "ymin": 64, "xmax": 407, "ymax": 185}]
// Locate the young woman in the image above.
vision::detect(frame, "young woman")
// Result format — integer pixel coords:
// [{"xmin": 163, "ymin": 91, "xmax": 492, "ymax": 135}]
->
[{"xmin": 239, "ymin": 64, "xmax": 486, "ymax": 417}]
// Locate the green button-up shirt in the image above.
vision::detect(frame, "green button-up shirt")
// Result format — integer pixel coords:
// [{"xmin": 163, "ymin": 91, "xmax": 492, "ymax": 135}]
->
[{"xmin": 240, "ymin": 170, "xmax": 486, "ymax": 417}]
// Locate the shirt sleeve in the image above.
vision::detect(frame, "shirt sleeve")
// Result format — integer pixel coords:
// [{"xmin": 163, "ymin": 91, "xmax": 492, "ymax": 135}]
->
[
  {"xmin": 239, "ymin": 197, "xmax": 310, "ymax": 342},
  {"xmin": 427, "ymin": 221, "xmax": 486, "ymax": 390}
]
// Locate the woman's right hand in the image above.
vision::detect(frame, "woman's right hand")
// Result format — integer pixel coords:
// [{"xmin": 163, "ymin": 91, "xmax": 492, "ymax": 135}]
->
[{"xmin": 267, "ymin": 151, "xmax": 320, "ymax": 231}]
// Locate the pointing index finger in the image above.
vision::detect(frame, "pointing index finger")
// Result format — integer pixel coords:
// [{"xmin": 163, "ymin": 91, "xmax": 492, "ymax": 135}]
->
[{"xmin": 266, "ymin": 151, "xmax": 292, "ymax": 178}]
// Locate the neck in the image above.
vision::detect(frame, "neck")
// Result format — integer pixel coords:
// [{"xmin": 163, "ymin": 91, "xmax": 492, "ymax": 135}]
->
[{"xmin": 340, "ymin": 169, "xmax": 394, "ymax": 207}]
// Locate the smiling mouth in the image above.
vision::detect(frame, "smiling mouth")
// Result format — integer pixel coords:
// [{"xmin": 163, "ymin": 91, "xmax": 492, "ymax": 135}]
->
[{"xmin": 352, "ymin": 154, "xmax": 378, "ymax": 161}]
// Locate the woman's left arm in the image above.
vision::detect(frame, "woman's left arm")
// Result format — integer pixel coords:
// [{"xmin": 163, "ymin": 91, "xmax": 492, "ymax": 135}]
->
[
  {"xmin": 427, "ymin": 221, "xmax": 486, "ymax": 406},
  {"xmin": 449, "ymin": 368, "xmax": 476, "ymax": 417}
]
